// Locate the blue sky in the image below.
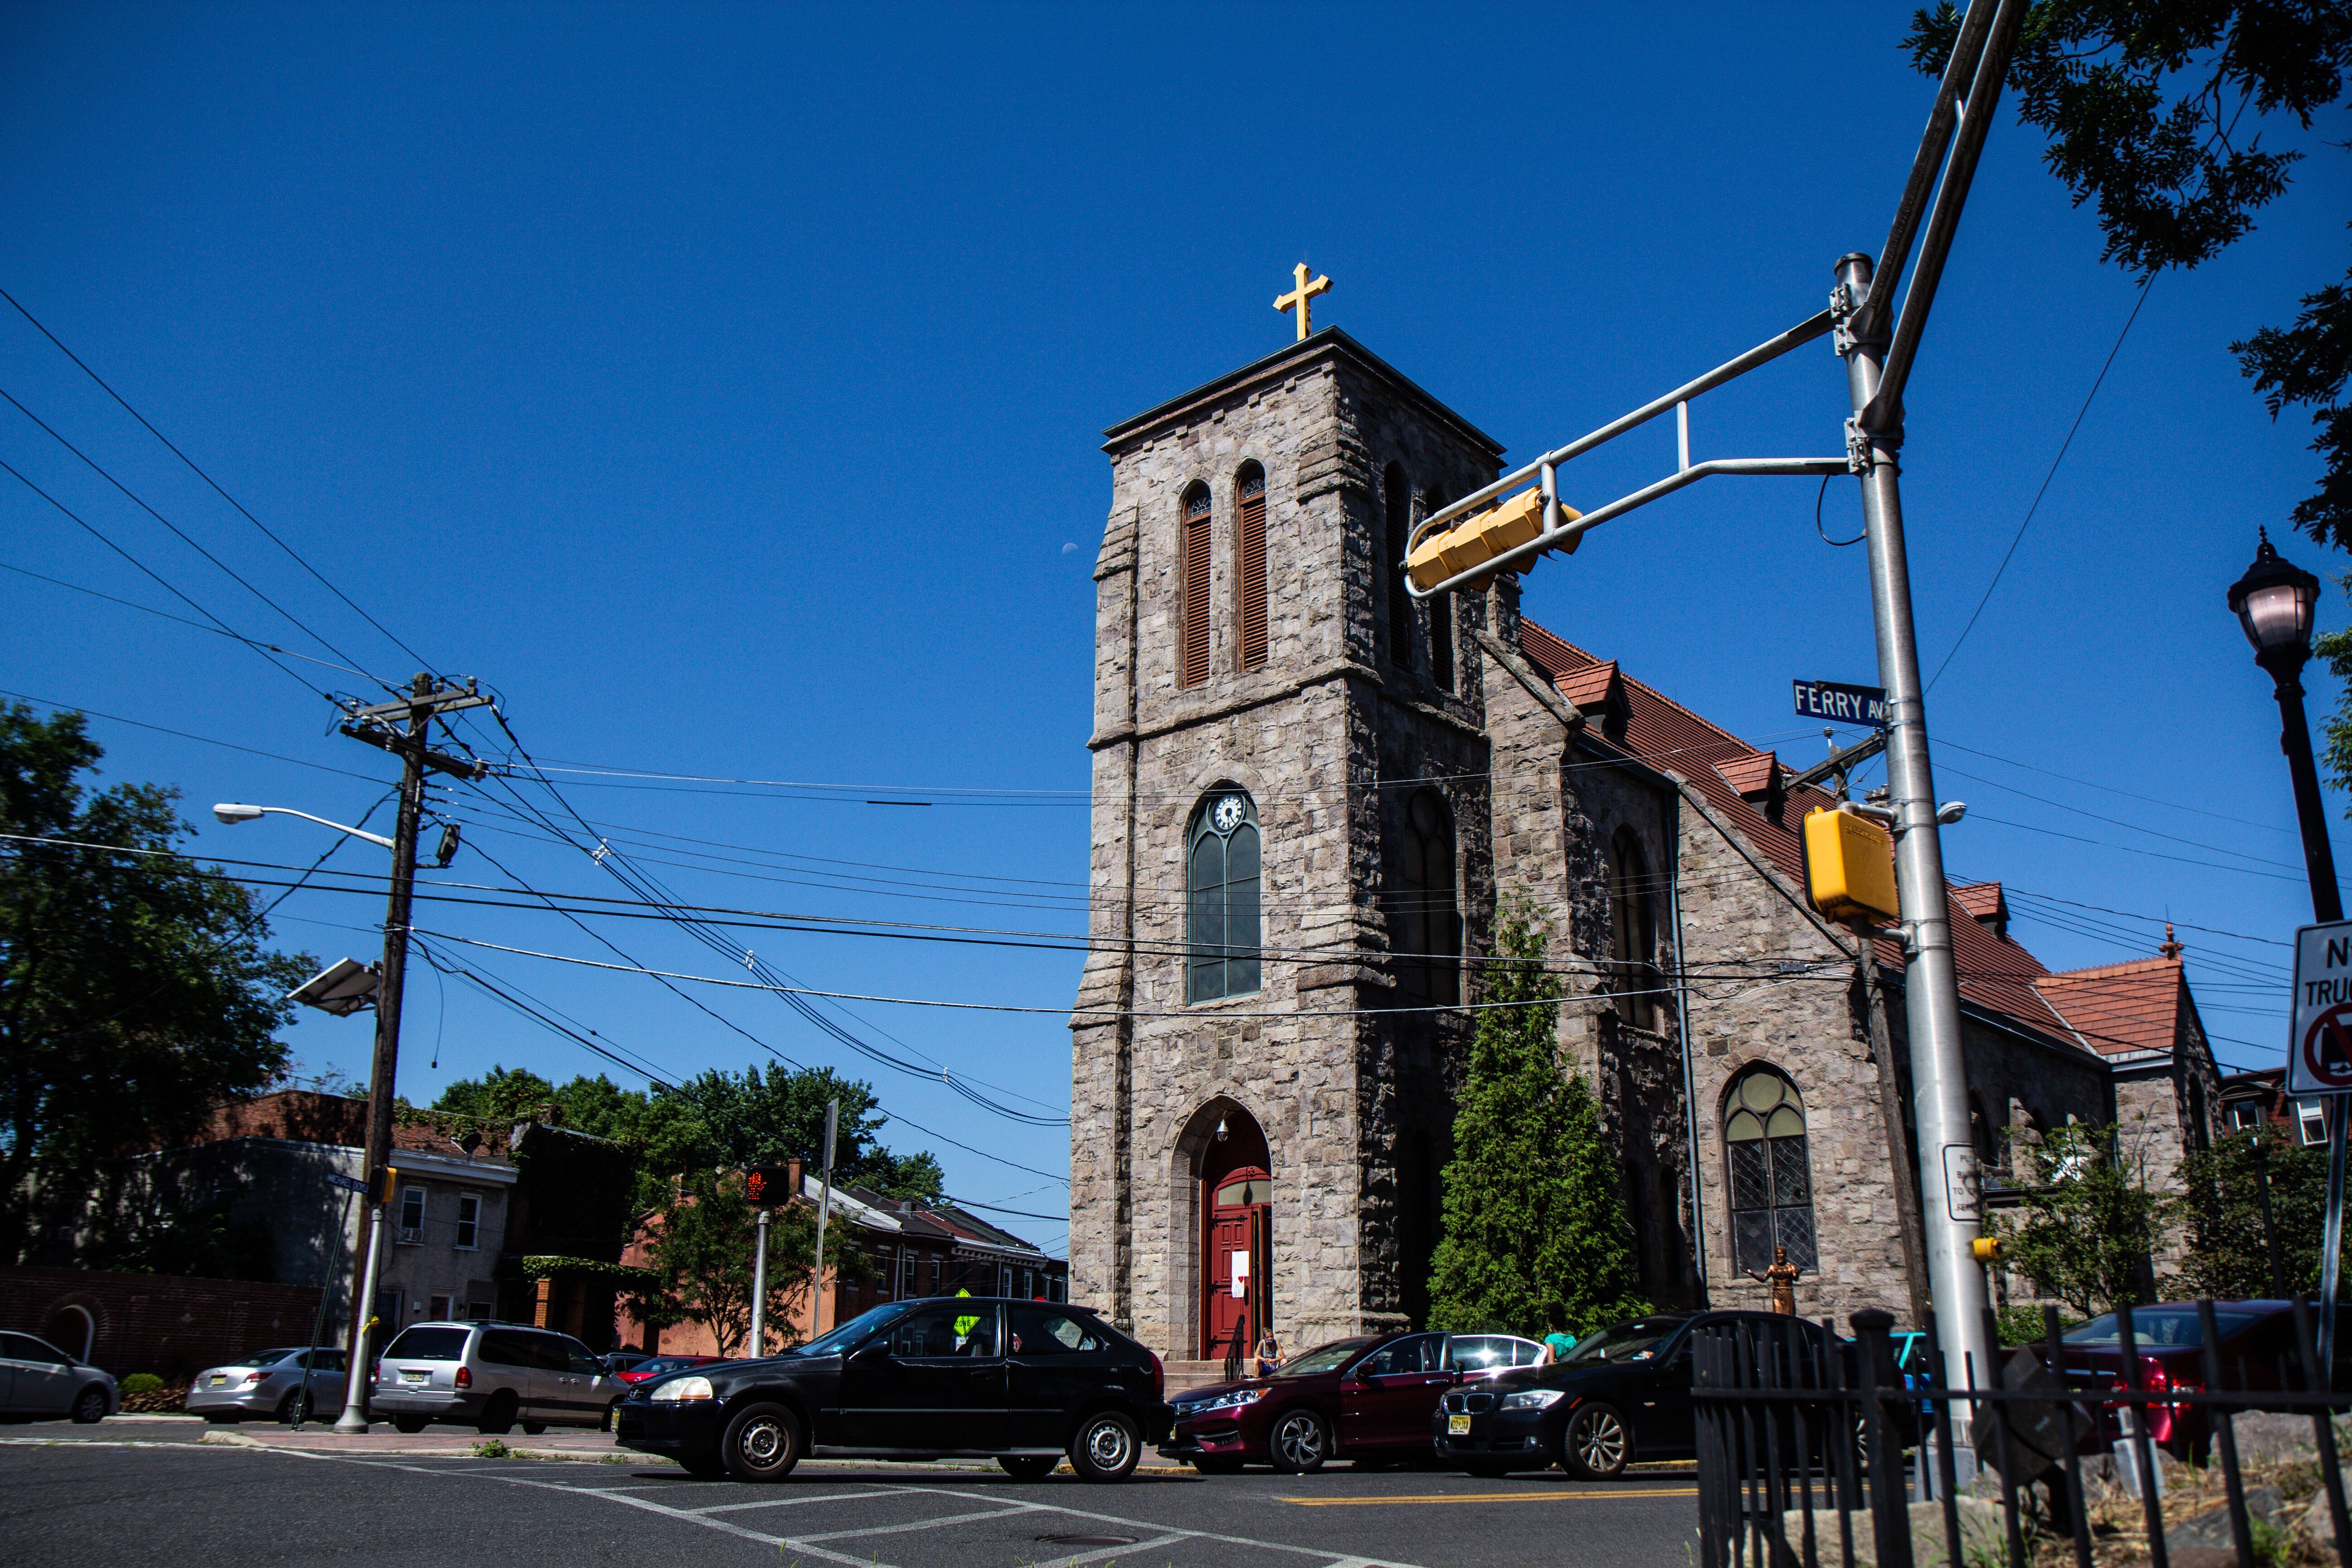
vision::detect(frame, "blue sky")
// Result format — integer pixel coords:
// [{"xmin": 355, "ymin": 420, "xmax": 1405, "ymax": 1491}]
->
[{"xmin": 4, "ymin": 5, "xmax": 2346, "ymax": 1251}]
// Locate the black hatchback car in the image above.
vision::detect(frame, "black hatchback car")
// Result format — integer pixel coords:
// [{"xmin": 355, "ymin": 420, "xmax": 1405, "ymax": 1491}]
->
[
  {"xmin": 1434, "ymin": 1310, "xmax": 1854, "ymax": 1479},
  {"xmin": 615, "ymin": 1297, "xmax": 1171, "ymax": 1483}
]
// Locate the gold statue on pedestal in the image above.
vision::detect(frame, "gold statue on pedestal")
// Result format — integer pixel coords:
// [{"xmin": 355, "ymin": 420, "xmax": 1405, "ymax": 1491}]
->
[{"xmin": 1748, "ymin": 1245, "xmax": 1803, "ymax": 1315}]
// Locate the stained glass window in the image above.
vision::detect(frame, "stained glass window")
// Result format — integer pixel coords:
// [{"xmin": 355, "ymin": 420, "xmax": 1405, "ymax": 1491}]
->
[
  {"xmin": 1725, "ymin": 1068, "xmax": 1816, "ymax": 1275},
  {"xmin": 1187, "ymin": 790, "xmax": 1261, "ymax": 1002}
]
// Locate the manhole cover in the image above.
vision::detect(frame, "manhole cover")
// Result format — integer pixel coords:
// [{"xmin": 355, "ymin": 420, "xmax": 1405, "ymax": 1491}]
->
[{"xmin": 1037, "ymin": 1535, "xmax": 1137, "ymax": 1548}]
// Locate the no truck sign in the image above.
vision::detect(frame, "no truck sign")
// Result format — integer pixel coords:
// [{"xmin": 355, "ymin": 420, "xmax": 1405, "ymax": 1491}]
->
[{"xmin": 2290, "ymin": 921, "xmax": 2352, "ymax": 1095}]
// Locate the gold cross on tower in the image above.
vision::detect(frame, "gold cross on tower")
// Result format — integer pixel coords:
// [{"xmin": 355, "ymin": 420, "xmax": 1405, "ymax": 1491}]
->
[{"xmin": 1273, "ymin": 262, "xmax": 1332, "ymax": 342}]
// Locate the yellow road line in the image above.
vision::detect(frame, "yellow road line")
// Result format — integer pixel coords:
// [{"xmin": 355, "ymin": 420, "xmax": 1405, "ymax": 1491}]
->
[{"xmin": 1280, "ymin": 1487, "xmax": 1700, "ymax": 1506}]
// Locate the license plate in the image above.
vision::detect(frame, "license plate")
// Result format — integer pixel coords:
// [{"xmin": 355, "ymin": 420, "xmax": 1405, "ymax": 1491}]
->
[
  {"xmin": 1448, "ymin": 1414, "xmax": 1472, "ymax": 1435},
  {"xmin": 208, "ymin": 1375, "xmax": 226, "ymax": 1388},
  {"xmin": 401, "ymin": 1369, "xmax": 426, "ymax": 1384}
]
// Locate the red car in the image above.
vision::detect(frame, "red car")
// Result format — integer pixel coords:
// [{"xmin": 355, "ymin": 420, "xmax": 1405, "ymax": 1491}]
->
[
  {"xmin": 2054, "ymin": 1300, "xmax": 2339, "ymax": 1458},
  {"xmin": 1160, "ymin": 1331, "xmax": 1546, "ymax": 1474}
]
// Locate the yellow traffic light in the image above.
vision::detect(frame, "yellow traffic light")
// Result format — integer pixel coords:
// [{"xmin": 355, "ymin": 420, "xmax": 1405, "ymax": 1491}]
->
[
  {"xmin": 1803, "ymin": 808, "xmax": 1899, "ymax": 924},
  {"xmin": 1406, "ymin": 486, "xmax": 1581, "ymax": 592}
]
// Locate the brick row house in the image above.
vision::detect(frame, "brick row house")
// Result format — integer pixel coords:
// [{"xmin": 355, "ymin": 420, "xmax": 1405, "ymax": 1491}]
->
[{"xmin": 1068, "ymin": 325, "xmax": 2223, "ymax": 1364}]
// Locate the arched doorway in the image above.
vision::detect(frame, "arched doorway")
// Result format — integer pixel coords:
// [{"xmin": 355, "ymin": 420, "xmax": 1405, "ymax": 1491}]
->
[
  {"xmin": 43, "ymin": 1304, "xmax": 94, "ymax": 1362},
  {"xmin": 1198, "ymin": 1107, "xmax": 1272, "ymax": 1362}
]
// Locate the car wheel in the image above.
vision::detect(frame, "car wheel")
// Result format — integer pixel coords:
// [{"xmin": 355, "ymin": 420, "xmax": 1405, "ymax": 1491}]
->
[
  {"xmin": 998, "ymin": 1455, "xmax": 1058, "ymax": 1480},
  {"xmin": 1192, "ymin": 1456, "xmax": 1244, "ymax": 1475},
  {"xmin": 1561, "ymin": 1401, "xmax": 1632, "ymax": 1480},
  {"xmin": 393, "ymin": 1416, "xmax": 430, "ymax": 1435},
  {"xmin": 69, "ymin": 1387, "xmax": 108, "ymax": 1425},
  {"xmin": 679, "ymin": 1451, "xmax": 727, "ymax": 1479},
  {"xmin": 1266, "ymin": 1408, "xmax": 1330, "ymax": 1475},
  {"xmin": 275, "ymin": 1389, "xmax": 312, "ymax": 1425},
  {"xmin": 1068, "ymin": 1409, "xmax": 1142, "ymax": 1482},
  {"xmin": 722, "ymin": 1401, "xmax": 804, "ymax": 1482},
  {"xmin": 521, "ymin": 1422, "xmax": 547, "ymax": 1436},
  {"xmin": 477, "ymin": 1390, "xmax": 519, "ymax": 1436}
]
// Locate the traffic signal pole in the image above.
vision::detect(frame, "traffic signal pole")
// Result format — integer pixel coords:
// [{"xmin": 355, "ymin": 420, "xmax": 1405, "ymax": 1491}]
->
[{"xmin": 750, "ymin": 1206, "xmax": 771, "ymax": 1358}]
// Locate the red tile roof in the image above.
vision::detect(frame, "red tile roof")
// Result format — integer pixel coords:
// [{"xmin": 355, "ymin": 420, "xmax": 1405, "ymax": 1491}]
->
[
  {"xmin": 2032, "ymin": 957, "xmax": 2191, "ymax": 1058},
  {"xmin": 1517, "ymin": 619, "xmax": 2097, "ymax": 1055},
  {"xmin": 1953, "ymin": 882, "xmax": 2006, "ymax": 924},
  {"xmin": 1714, "ymin": 751, "xmax": 1781, "ymax": 799}
]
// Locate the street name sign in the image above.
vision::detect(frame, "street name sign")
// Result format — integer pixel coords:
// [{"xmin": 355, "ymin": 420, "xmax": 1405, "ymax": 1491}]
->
[
  {"xmin": 2289, "ymin": 920, "xmax": 2352, "ymax": 1096},
  {"xmin": 1793, "ymin": 680, "xmax": 1889, "ymax": 728},
  {"xmin": 326, "ymin": 1172, "xmax": 370, "ymax": 1196}
]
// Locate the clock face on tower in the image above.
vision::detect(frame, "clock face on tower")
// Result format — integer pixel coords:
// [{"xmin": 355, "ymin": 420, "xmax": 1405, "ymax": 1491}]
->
[{"xmin": 1211, "ymin": 795, "xmax": 1245, "ymax": 835}]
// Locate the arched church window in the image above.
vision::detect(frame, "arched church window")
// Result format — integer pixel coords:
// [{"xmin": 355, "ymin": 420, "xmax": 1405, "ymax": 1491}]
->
[
  {"xmin": 1725, "ymin": 1068, "xmax": 1815, "ymax": 1276},
  {"xmin": 1393, "ymin": 789, "xmax": 1458, "ymax": 1004},
  {"xmin": 1187, "ymin": 790, "xmax": 1261, "ymax": 1003},
  {"xmin": 1608, "ymin": 826, "xmax": 1661, "ymax": 1031},
  {"xmin": 1235, "ymin": 464, "xmax": 1268, "ymax": 672},
  {"xmin": 1384, "ymin": 465, "xmax": 1414, "ymax": 672},
  {"xmin": 1180, "ymin": 484, "xmax": 1213, "ymax": 688},
  {"xmin": 1423, "ymin": 489, "xmax": 1453, "ymax": 691}
]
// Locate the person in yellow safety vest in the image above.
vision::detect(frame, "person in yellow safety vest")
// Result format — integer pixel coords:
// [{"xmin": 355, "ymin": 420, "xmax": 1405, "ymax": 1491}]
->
[{"xmin": 953, "ymin": 1289, "xmax": 978, "ymax": 1341}]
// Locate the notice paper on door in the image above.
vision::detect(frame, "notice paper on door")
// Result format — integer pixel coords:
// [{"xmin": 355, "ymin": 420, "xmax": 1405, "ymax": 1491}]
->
[{"xmin": 1231, "ymin": 1250, "xmax": 1249, "ymax": 1298}]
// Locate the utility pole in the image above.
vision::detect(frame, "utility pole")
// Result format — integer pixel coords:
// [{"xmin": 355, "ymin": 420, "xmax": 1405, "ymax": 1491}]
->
[
  {"xmin": 331, "ymin": 673, "xmax": 492, "ymax": 1432},
  {"xmin": 1856, "ymin": 930, "xmax": 1931, "ymax": 1331}
]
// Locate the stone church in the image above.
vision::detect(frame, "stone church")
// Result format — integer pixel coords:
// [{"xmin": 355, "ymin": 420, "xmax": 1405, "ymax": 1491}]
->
[{"xmin": 1067, "ymin": 318, "xmax": 2220, "ymax": 1369}]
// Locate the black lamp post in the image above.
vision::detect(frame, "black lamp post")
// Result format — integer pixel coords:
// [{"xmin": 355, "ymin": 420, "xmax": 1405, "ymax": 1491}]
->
[
  {"xmin": 2228, "ymin": 530, "xmax": 2342, "ymax": 922},
  {"xmin": 2230, "ymin": 529, "xmax": 2346, "ymax": 1369}
]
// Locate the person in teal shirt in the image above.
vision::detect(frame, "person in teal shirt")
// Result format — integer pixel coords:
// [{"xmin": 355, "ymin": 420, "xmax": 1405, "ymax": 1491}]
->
[{"xmin": 1543, "ymin": 1329, "xmax": 1578, "ymax": 1362}]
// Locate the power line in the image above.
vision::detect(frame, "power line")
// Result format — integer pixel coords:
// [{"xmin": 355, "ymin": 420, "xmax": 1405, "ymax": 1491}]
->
[
  {"xmin": 0, "ymin": 687, "xmax": 383, "ymax": 784},
  {"xmin": 1927, "ymin": 276, "xmax": 2155, "ymax": 690},
  {"xmin": 0, "ymin": 560, "xmax": 393, "ymax": 683},
  {"xmin": 0, "ymin": 282, "xmax": 438, "ymax": 674}
]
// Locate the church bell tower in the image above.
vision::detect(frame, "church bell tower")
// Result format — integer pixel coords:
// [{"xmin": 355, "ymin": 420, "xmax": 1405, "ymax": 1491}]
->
[{"xmin": 1069, "ymin": 281, "xmax": 1508, "ymax": 1363}]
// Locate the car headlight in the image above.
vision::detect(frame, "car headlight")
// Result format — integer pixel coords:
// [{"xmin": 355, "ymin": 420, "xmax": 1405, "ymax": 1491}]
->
[
  {"xmin": 1500, "ymin": 1388, "xmax": 1567, "ymax": 1411},
  {"xmin": 1185, "ymin": 1388, "xmax": 1265, "ymax": 1415},
  {"xmin": 649, "ymin": 1376, "xmax": 714, "ymax": 1401}
]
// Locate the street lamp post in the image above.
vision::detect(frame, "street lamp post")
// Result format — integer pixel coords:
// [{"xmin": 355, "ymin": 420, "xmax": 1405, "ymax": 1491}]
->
[{"xmin": 2227, "ymin": 530, "xmax": 2345, "ymax": 1363}]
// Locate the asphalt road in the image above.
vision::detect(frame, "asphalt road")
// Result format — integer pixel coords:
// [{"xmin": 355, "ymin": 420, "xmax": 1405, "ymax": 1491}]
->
[{"xmin": 0, "ymin": 1432, "xmax": 1700, "ymax": 1568}]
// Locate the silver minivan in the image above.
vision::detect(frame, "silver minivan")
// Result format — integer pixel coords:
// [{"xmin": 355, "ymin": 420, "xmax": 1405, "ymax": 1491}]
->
[{"xmin": 370, "ymin": 1321, "xmax": 613, "ymax": 1436}]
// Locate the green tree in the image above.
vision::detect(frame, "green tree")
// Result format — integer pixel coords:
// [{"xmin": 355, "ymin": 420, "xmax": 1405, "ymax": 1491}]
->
[
  {"xmin": 1991, "ymin": 1117, "xmax": 2166, "ymax": 1315},
  {"xmin": 0, "ymin": 704, "xmax": 311, "ymax": 1264},
  {"xmin": 1426, "ymin": 898, "xmax": 1649, "ymax": 1338},
  {"xmin": 2171, "ymin": 1124, "xmax": 2343, "ymax": 1298},
  {"xmin": 645, "ymin": 1168, "xmax": 854, "ymax": 1356}
]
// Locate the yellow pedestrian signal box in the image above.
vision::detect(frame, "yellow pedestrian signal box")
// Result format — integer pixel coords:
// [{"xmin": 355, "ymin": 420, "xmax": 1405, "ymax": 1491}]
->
[
  {"xmin": 1803, "ymin": 808, "xmax": 1900, "ymax": 924},
  {"xmin": 374, "ymin": 1164, "xmax": 402, "ymax": 1205},
  {"xmin": 1406, "ymin": 486, "xmax": 1581, "ymax": 592}
]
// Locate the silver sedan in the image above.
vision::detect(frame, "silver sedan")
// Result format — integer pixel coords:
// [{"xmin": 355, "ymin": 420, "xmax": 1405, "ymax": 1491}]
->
[{"xmin": 186, "ymin": 1347, "xmax": 348, "ymax": 1424}]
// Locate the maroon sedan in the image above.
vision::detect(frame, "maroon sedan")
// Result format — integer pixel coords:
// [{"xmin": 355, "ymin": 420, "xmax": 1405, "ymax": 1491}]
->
[
  {"xmin": 1159, "ymin": 1331, "xmax": 1545, "ymax": 1474},
  {"xmin": 2055, "ymin": 1301, "xmax": 2337, "ymax": 1458}
]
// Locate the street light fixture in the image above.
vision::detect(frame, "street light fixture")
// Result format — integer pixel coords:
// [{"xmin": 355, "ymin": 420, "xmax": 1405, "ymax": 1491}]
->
[
  {"xmin": 213, "ymin": 803, "xmax": 397, "ymax": 850},
  {"xmin": 2227, "ymin": 529, "xmax": 2345, "ymax": 1369}
]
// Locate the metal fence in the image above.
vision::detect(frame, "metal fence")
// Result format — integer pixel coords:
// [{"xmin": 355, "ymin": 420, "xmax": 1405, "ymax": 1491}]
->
[{"xmin": 1693, "ymin": 1301, "xmax": 2352, "ymax": 1568}]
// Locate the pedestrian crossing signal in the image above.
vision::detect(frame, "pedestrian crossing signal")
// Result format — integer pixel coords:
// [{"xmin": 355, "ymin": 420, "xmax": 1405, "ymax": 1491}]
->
[
  {"xmin": 744, "ymin": 1165, "xmax": 794, "ymax": 1206},
  {"xmin": 1802, "ymin": 808, "xmax": 1899, "ymax": 924},
  {"xmin": 373, "ymin": 1164, "xmax": 402, "ymax": 1205}
]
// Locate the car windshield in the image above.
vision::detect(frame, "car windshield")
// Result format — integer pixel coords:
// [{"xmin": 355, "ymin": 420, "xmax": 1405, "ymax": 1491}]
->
[
  {"xmin": 630, "ymin": 1356, "xmax": 705, "ymax": 1375},
  {"xmin": 1562, "ymin": 1318, "xmax": 1688, "ymax": 1365},
  {"xmin": 228, "ymin": 1347, "xmax": 304, "ymax": 1367},
  {"xmin": 793, "ymin": 1301, "xmax": 921, "ymax": 1358},
  {"xmin": 2065, "ymin": 1308, "xmax": 2270, "ymax": 1348},
  {"xmin": 1270, "ymin": 1338, "xmax": 1377, "ymax": 1378}
]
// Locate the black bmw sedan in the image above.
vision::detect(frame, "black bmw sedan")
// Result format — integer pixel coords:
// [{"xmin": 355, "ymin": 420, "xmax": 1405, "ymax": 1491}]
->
[
  {"xmin": 614, "ymin": 1297, "xmax": 1172, "ymax": 1483},
  {"xmin": 1433, "ymin": 1310, "xmax": 1846, "ymax": 1479}
]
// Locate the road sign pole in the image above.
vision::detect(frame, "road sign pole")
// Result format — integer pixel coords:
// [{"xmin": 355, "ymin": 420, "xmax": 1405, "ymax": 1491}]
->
[
  {"xmin": 334, "ymin": 1202, "xmax": 388, "ymax": 1433},
  {"xmin": 749, "ymin": 1205, "xmax": 770, "ymax": 1359},
  {"xmin": 812, "ymin": 1100, "xmax": 838, "ymax": 1337},
  {"xmin": 2326, "ymin": 1104, "xmax": 2346, "ymax": 1375}
]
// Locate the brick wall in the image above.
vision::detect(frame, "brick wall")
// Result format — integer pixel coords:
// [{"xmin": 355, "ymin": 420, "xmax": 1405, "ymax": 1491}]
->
[{"xmin": 0, "ymin": 1265, "xmax": 323, "ymax": 1379}]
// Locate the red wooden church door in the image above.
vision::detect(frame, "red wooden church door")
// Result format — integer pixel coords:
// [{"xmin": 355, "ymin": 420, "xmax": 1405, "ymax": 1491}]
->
[{"xmin": 1199, "ymin": 1111, "xmax": 1272, "ymax": 1361}]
